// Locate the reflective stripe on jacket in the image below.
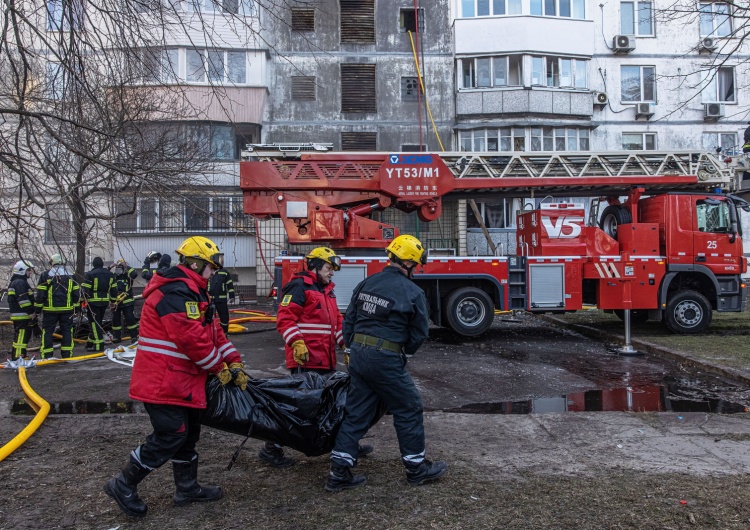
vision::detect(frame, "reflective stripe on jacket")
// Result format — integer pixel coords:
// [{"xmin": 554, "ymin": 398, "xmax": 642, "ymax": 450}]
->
[
  {"xmin": 276, "ymin": 270, "xmax": 343, "ymax": 370},
  {"xmin": 81, "ymin": 266, "xmax": 117, "ymax": 305},
  {"xmin": 8, "ymin": 274, "xmax": 35, "ymax": 321},
  {"xmin": 130, "ymin": 264, "xmax": 242, "ymax": 409},
  {"xmin": 35, "ymin": 267, "xmax": 79, "ymax": 312}
]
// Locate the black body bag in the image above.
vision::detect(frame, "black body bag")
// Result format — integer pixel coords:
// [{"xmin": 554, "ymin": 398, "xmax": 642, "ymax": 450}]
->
[{"xmin": 201, "ymin": 371, "xmax": 384, "ymax": 457}]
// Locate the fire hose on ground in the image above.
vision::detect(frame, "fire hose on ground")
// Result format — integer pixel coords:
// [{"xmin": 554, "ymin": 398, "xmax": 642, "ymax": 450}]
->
[{"xmin": 0, "ymin": 310, "xmax": 278, "ymax": 460}]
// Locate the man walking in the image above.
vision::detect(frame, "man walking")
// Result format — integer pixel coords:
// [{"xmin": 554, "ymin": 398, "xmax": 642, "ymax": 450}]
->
[
  {"xmin": 264, "ymin": 247, "xmax": 371, "ymax": 468},
  {"xmin": 103, "ymin": 236, "xmax": 247, "ymax": 518},
  {"xmin": 326, "ymin": 235, "xmax": 447, "ymax": 492}
]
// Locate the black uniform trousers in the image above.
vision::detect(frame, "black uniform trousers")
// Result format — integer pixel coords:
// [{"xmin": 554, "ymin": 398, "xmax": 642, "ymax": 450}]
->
[
  {"xmin": 131, "ymin": 403, "xmax": 202, "ymax": 470},
  {"xmin": 41, "ymin": 311, "xmax": 74, "ymax": 359},
  {"xmin": 11, "ymin": 320, "xmax": 32, "ymax": 360},
  {"xmin": 331, "ymin": 343, "xmax": 425, "ymax": 468},
  {"xmin": 86, "ymin": 303, "xmax": 108, "ymax": 349},
  {"xmin": 112, "ymin": 303, "xmax": 138, "ymax": 342},
  {"xmin": 215, "ymin": 301, "xmax": 229, "ymax": 335}
]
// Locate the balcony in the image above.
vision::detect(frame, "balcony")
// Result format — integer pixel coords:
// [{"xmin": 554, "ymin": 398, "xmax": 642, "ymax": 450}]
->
[
  {"xmin": 454, "ymin": 16, "xmax": 594, "ymax": 57},
  {"xmin": 457, "ymin": 87, "xmax": 594, "ymax": 119}
]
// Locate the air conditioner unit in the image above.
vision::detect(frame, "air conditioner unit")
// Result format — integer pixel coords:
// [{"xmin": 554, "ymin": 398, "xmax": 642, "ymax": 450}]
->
[
  {"xmin": 613, "ymin": 35, "xmax": 635, "ymax": 53},
  {"xmin": 594, "ymin": 92, "xmax": 609, "ymax": 106},
  {"xmin": 704, "ymin": 102, "xmax": 725, "ymax": 119},
  {"xmin": 700, "ymin": 37, "xmax": 718, "ymax": 52},
  {"xmin": 635, "ymin": 102, "xmax": 655, "ymax": 118}
]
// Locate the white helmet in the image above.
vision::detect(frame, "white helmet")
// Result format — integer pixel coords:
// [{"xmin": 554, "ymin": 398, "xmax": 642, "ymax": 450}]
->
[{"xmin": 12, "ymin": 260, "xmax": 35, "ymax": 275}]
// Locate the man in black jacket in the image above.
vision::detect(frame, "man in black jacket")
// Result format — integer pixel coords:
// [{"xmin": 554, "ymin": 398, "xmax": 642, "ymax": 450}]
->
[
  {"xmin": 35, "ymin": 254, "xmax": 79, "ymax": 359},
  {"xmin": 7, "ymin": 260, "xmax": 37, "ymax": 360},
  {"xmin": 208, "ymin": 267, "xmax": 234, "ymax": 335},
  {"xmin": 111, "ymin": 259, "xmax": 139, "ymax": 344},
  {"xmin": 325, "ymin": 235, "xmax": 447, "ymax": 492},
  {"xmin": 81, "ymin": 257, "xmax": 117, "ymax": 352},
  {"xmin": 142, "ymin": 252, "xmax": 172, "ymax": 283}
]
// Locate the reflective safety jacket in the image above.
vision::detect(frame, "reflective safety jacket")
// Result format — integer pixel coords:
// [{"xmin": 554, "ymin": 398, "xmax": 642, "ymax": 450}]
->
[
  {"xmin": 81, "ymin": 266, "xmax": 117, "ymax": 306},
  {"xmin": 209, "ymin": 269, "xmax": 235, "ymax": 304},
  {"xmin": 7, "ymin": 274, "xmax": 35, "ymax": 321},
  {"xmin": 276, "ymin": 270, "xmax": 344, "ymax": 370},
  {"xmin": 114, "ymin": 267, "xmax": 138, "ymax": 306},
  {"xmin": 35, "ymin": 266, "xmax": 80, "ymax": 313},
  {"xmin": 130, "ymin": 264, "xmax": 242, "ymax": 409},
  {"xmin": 343, "ymin": 265, "xmax": 429, "ymax": 356}
]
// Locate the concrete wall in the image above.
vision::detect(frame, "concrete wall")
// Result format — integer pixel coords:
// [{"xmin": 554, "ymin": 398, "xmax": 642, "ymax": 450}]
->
[{"xmin": 260, "ymin": 0, "xmax": 455, "ymax": 152}]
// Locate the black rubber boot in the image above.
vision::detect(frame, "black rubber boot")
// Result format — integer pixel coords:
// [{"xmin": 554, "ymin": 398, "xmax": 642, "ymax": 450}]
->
[
  {"xmin": 258, "ymin": 442, "xmax": 296, "ymax": 468},
  {"xmin": 405, "ymin": 459, "xmax": 448, "ymax": 486},
  {"xmin": 103, "ymin": 458, "xmax": 151, "ymax": 518},
  {"xmin": 325, "ymin": 464, "xmax": 367, "ymax": 492},
  {"xmin": 358, "ymin": 444, "xmax": 374, "ymax": 458},
  {"xmin": 172, "ymin": 458, "xmax": 223, "ymax": 506}
]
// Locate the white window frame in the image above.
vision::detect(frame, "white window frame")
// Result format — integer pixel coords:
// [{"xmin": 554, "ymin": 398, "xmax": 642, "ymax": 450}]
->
[
  {"xmin": 702, "ymin": 132, "xmax": 738, "ymax": 154},
  {"xmin": 531, "ymin": 56, "xmax": 588, "ymax": 88},
  {"xmin": 530, "ymin": 0, "xmax": 585, "ymax": 18},
  {"xmin": 461, "ymin": 0, "xmax": 521, "ymax": 17},
  {"xmin": 47, "ymin": 0, "xmax": 84, "ymax": 31},
  {"xmin": 620, "ymin": 65, "xmax": 656, "ymax": 102},
  {"xmin": 186, "ymin": 49, "xmax": 247, "ymax": 84},
  {"xmin": 620, "ymin": 0, "xmax": 654, "ymax": 36},
  {"xmin": 459, "ymin": 127, "xmax": 590, "ymax": 152},
  {"xmin": 700, "ymin": 2, "xmax": 731, "ymax": 37},
  {"xmin": 622, "ymin": 132, "xmax": 657, "ymax": 150},
  {"xmin": 184, "ymin": 0, "xmax": 257, "ymax": 16},
  {"xmin": 459, "ymin": 56, "xmax": 523, "ymax": 89},
  {"xmin": 702, "ymin": 66, "xmax": 735, "ymax": 103}
]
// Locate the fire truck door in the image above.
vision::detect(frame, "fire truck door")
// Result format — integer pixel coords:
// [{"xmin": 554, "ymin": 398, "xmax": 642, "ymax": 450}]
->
[{"xmin": 693, "ymin": 197, "xmax": 744, "ymax": 276}]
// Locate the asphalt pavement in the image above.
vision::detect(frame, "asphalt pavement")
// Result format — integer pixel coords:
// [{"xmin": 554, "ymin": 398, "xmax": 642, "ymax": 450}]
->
[{"xmin": 2, "ymin": 311, "xmax": 750, "ymax": 479}]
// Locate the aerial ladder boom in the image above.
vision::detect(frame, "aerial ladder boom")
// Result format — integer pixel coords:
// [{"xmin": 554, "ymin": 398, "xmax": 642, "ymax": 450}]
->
[{"xmin": 240, "ymin": 145, "xmax": 735, "ymax": 248}]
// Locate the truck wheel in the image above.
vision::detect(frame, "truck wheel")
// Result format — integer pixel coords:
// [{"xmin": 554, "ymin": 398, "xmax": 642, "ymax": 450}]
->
[
  {"xmin": 664, "ymin": 290, "xmax": 712, "ymax": 334},
  {"xmin": 614, "ymin": 309, "xmax": 649, "ymax": 324},
  {"xmin": 599, "ymin": 205, "xmax": 632, "ymax": 239},
  {"xmin": 444, "ymin": 287, "xmax": 494, "ymax": 337}
]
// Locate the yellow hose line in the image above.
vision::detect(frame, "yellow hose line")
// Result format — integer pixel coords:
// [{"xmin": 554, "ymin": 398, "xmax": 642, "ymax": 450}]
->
[
  {"xmin": 0, "ymin": 367, "xmax": 50, "ymax": 462},
  {"xmin": 407, "ymin": 30, "xmax": 445, "ymax": 151},
  {"xmin": 0, "ymin": 352, "xmax": 105, "ymax": 369}
]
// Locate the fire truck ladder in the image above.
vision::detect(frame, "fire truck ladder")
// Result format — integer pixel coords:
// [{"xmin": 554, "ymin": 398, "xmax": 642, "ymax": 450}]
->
[{"xmin": 242, "ymin": 145, "xmax": 735, "ymax": 192}]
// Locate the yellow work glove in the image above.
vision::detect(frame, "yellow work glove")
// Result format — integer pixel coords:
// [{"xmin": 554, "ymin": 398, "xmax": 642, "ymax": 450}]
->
[
  {"xmin": 229, "ymin": 362, "xmax": 248, "ymax": 391},
  {"xmin": 215, "ymin": 363, "xmax": 233, "ymax": 386},
  {"xmin": 291, "ymin": 340, "xmax": 309, "ymax": 365},
  {"xmin": 343, "ymin": 348, "xmax": 351, "ymax": 366}
]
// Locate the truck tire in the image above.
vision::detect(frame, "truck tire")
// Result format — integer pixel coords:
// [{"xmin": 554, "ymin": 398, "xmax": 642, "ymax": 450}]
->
[
  {"xmin": 664, "ymin": 290, "xmax": 712, "ymax": 334},
  {"xmin": 599, "ymin": 205, "xmax": 632, "ymax": 239},
  {"xmin": 444, "ymin": 287, "xmax": 494, "ymax": 337},
  {"xmin": 614, "ymin": 309, "xmax": 649, "ymax": 324}
]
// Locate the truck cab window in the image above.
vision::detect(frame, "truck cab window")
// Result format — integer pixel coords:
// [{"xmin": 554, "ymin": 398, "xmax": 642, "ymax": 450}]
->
[{"xmin": 696, "ymin": 199, "xmax": 730, "ymax": 233}]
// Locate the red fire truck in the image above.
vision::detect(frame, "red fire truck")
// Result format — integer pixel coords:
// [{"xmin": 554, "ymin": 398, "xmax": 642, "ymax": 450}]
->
[{"xmin": 240, "ymin": 147, "xmax": 747, "ymax": 337}]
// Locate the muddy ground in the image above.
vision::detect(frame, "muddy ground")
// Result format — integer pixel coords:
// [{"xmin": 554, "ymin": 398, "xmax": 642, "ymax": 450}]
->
[{"xmin": 2, "ymin": 306, "xmax": 750, "ymax": 529}]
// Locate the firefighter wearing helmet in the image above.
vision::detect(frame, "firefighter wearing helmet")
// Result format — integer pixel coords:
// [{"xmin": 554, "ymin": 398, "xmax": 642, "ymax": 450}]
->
[
  {"xmin": 7, "ymin": 260, "xmax": 37, "ymax": 360},
  {"xmin": 266, "ymin": 246, "xmax": 374, "ymax": 468},
  {"xmin": 104, "ymin": 235, "xmax": 246, "ymax": 518},
  {"xmin": 35, "ymin": 254, "xmax": 79, "ymax": 359},
  {"xmin": 326, "ymin": 234, "xmax": 447, "ymax": 492},
  {"xmin": 109, "ymin": 259, "xmax": 139, "ymax": 344}
]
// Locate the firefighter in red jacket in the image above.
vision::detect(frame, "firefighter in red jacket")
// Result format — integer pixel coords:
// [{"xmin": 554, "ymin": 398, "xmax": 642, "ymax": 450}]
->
[
  {"xmin": 104, "ymin": 235, "xmax": 248, "ymax": 519},
  {"xmin": 260, "ymin": 247, "xmax": 372, "ymax": 467}
]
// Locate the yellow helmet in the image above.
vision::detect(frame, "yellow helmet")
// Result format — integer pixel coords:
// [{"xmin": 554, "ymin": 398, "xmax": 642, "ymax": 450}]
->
[
  {"xmin": 305, "ymin": 247, "xmax": 341, "ymax": 271},
  {"xmin": 386, "ymin": 235, "xmax": 427, "ymax": 265},
  {"xmin": 176, "ymin": 236, "xmax": 224, "ymax": 269}
]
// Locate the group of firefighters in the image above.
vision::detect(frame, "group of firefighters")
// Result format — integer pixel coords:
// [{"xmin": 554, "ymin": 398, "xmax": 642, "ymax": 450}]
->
[
  {"xmin": 104, "ymin": 233, "xmax": 446, "ymax": 518},
  {"xmin": 8, "ymin": 232, "xmax": 447, "ymax": 518},
  {"xmin": 5, "ymin": 249, "xmax": 235, "ymax": 361}
]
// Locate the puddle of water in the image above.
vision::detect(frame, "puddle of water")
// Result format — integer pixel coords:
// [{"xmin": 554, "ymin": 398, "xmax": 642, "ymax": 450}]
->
[
  {"xmin": 10, "ymin": 400, "xmax": 141, "ymax": 415},
  {"xmin": 442, "ymin": 384, "xmax": 750, "ymax": 414}
]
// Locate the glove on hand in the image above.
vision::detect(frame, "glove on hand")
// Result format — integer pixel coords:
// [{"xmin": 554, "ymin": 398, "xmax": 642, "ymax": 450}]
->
[
  {"xmin": 216, "ymin": 362, "xmax": 233, "ymax": 386},
  {"xmin": 344, "ymin": 348, "xmax": 350, "ymax": 367},
  {"xmin": 291, "ymin": 340, "xmax": 309, "ymax": 365},
  {"xmin": 229, "ymin": 362, "xmax": 248, "ymax": 391}
]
